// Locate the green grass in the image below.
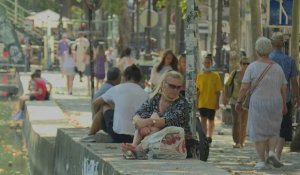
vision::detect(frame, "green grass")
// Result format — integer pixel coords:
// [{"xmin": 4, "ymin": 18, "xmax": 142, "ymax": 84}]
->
[{"xmin": 0, "ymin": 99, "xmax": 29, "ymax": 175}]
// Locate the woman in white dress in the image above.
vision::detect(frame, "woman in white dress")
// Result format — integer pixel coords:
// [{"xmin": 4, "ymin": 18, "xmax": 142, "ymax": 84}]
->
[
  {"xmin": 235, "ymin": 37, "xmax": 287, "ymax": 170},
  {"xmin": 75, "ymin": 32, "xmax": 90, "ymax": 82}
]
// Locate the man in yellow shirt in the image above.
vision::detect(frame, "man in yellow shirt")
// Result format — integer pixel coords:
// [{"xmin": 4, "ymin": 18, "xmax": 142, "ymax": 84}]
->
[{"xmin": 196, "ymin": 55, "xmax": 223, "ymax": 145}]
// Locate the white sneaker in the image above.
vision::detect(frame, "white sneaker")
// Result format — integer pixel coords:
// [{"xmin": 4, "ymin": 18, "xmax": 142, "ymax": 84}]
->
[
  {"xmin": 95, "ymin": 130, "xmax": 113, "ymax": 143},
  {"xmin": 80, "ymin": 134, "xmax": 96, "ymax": 142},
  {"xmin": 255, "ymin": 161, "xmax": 269, "ymax": 170}
]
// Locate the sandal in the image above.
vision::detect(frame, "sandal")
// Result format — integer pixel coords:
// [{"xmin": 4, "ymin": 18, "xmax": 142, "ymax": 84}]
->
[
  {"xmin": 123, "ymin": 150, "xmax": 137, "ymax": 160},
  {"xmin": 121, "ymin": 143, "xmax": 148, "ymax": 160}
]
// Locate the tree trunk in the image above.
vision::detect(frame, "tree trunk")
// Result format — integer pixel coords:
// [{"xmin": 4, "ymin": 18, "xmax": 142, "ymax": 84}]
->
[
  {"xmin": 250, "ymin": 0, "xmax": 262, "ymax": 60},
  {"xmin": 214, "ymin": 0, "xmax": 223, "ymax": 68},
  {"xmin": 165, "ymin": 0, "xmax": 171, "ymax": 49},
  {"xmin": 229, "ymin": 0, "xmax": 240, "ymax": 72},
  {"xmin": 210, "ymin": 0, "xmax": 216, "ymax": 54},
  {"xmin": 175, "ymin": 0, "xmax": 182, "ymax": 54},
  {"xmin": 117, "ymin": 0, "xmax": 131, "ymax": 54},
  {"xmin": 220, "ymin": 0, "xmax": 241, "ymax": 125},
  {"xmin": 290, "ymin": 0, "xmax": 299, "ymax": 65},
  {"xmin": 290, "ymin": 0, "xmax": 300, "ymax": 152}
]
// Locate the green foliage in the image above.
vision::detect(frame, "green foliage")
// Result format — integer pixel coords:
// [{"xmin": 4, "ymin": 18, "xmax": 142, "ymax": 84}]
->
[
  {"xmin": 18, "ymin": 0, "xmax": 60, "ymax": 13},
  {"xmin": 100, "ymin": 0, "xmax": 126, "ymax": 16},
  {"xmin": 156, "ymin": 0, "xmax": 202, "ymax": 19}
]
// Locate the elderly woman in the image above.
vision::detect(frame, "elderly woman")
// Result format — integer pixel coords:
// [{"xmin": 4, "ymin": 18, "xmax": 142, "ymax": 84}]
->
[
  {"xmin": 149, "ymin": 50, "xmax": 178, "ymax": 88},
  {"xmin": 224, "ymin": 57, "xmax": 250, "ymax": 148},
  {"xmin": 235, "ymin": 37, "xmax": 287, "ymax": 170},
  {"xmin": 121, "ymin": 71, "xmax": 190, "ymax": 158}
]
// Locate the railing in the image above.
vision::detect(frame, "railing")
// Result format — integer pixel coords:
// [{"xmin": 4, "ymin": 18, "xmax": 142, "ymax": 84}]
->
[{"xmin": 0, "ymin": 0, "xmax": 44, "ymax": 38}]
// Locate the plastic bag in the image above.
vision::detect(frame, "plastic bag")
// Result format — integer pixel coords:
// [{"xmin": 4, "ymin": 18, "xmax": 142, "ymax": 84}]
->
[{"xmin": 141, "ymin": 126, "xmax": 186, "ymax": 160}]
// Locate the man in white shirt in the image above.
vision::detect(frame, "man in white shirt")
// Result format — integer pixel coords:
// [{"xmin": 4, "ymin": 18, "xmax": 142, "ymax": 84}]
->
[{"xmin": 81, "ymin": 64, "xmax": 148, "ymax": 143}]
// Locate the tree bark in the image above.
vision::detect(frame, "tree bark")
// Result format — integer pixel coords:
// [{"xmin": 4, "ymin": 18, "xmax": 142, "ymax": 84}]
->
[
  {"xmin": 250, "ymin": 0, "xmax": 262, "ymax": 60},
  {"xmin": 214, "ymin": 0, "xmax": 223, "ymax": 68},
  {"xmin": 117, "ymin": 0, "xmax": 131, "ymax": 54},
  {"xmin": 210, "ymin": 0, "xmax": 216, "ymax": 54},
  {"xmin": 229, "ymin": 0, "xmax": 240, "ymax": 72},
  {"xmin": 290, "ymin": 0, "xmax": 300, "ymax": 152},
  {"xmin": 165, "ymin": 0, "xmax": 171, "ymax": 49},
  {"xmin": 290, "ymin": 0, "xmax": 299, "ymax": 65}
]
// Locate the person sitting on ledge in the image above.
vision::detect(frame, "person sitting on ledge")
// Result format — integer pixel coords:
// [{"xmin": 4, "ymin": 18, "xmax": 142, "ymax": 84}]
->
[
  {"xmin": 80, "ymin": 64, "xmax": 149, "ymax": 143},
  {"xmin": 12, "ymin": 72, "xmax": 48, "ymax": 120},
  {"xmin": 121, "ymin": 70, "xmax": 190, "ymax": 159},
  {"xmin": 91, "ymin": 67, "xmax": 121, "ymax": 119}
]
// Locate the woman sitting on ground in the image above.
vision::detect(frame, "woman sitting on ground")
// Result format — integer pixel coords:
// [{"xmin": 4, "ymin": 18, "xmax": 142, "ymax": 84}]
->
[{"xmin": 121, "ymin": 70, "xmax": 190, "ymax": 156}]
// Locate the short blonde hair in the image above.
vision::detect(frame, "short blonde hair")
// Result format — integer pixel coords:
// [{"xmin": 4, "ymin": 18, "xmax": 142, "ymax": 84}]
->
[{"xmin": 151, "ymin": 71, "xmax": 183, "ymax": 98}]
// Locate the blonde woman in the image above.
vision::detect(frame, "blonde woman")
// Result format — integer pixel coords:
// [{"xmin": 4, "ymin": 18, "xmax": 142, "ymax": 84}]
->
[{"xmin": 121, "ymin": 71, "xmax": 190, "ymax": 158}]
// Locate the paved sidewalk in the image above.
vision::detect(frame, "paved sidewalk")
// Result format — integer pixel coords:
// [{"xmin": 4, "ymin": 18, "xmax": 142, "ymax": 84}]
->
[{"xmin": 21, "ymin": 71, "xmax": 300, "ymax": 175}]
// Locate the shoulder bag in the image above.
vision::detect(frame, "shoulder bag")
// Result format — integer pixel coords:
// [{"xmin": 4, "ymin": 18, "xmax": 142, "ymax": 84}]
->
[{"xmin": 242, "ymin": 63, "xmax": 273, "ymax": 110}]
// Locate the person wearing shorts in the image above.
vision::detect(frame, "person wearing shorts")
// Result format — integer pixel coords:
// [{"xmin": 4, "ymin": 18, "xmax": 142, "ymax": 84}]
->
[
  {"xmin": 196, "ymin": 55, "xmax": 222, "ymax": 144},
  {"xmin": 269, "ymin": 33, "xmax": 300, "ymax": 160}
]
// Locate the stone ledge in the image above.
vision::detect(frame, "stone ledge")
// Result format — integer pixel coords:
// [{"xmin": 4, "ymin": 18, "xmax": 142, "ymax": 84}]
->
[
  {"xmin": 23, "ymin": 100, "xmax": 72, "ymax": 175},
  {"xmin": 54, "ymin": 128, "xmax": 230, "ymax": 175}
]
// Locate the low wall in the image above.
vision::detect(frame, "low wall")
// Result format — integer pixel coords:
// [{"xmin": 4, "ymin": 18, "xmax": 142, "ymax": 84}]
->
[
  {"xmin": 54, "ymin": 128, "xmax": 229, "ymax": 175},
  {"xmin": 23, "ymin": 100, "xmax": 72, "ymax": 175},
  {"xmin": 22, "ymin": 100, "xmax": 230, "ymax": 175}
]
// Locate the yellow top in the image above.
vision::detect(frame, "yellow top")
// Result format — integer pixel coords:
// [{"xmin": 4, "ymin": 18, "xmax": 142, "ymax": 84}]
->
[{"xmin": 196, "ymin": 71, "xmax": 223, "ymax": 109}]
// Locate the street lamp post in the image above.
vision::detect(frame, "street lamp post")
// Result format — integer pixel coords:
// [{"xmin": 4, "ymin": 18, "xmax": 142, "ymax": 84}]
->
[{"xmin": 84, "ymin": 0, "xmax": 100, "ymax": 100}]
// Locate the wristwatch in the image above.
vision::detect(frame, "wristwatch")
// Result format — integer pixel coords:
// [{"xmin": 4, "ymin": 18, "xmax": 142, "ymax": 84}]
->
[{"xmin": 152, "ymin": 119, "xmax": 156, "ymax": 126}]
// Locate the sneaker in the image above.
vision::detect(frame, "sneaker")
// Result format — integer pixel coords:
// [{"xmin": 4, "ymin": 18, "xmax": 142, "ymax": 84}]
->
[
  {"xmin": 11, "ymin": 111, "xmax": 24, "ymax": 120},
  {"xmin": 80, "ymin": 134, "xmax": 96, "ymax": 142},
  {"xmin": 266, "ymin": 152, "xmax": 284, "ymax": 168},
  {"xmin": 95, "ymin": 130, "xmax": 113, "ymax": 143},
  {"xmin": 255, "ymin": 161, "xmax": 269, "ymax": 170}
]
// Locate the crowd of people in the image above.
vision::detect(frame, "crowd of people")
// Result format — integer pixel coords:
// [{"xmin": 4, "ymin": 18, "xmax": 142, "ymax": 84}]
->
[
  {"xmin": 16, "ymin": 31, "xmax": 299, "ymax": 170},
  {"xmin": 85, "ymin": 32, "xmax": 299, "ymax": 171}
]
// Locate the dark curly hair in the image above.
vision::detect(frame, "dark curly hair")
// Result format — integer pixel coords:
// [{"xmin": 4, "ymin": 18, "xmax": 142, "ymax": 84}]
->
[{"xmin": 123, "ymin": 64, "xmax": 142, "ymax": 83}]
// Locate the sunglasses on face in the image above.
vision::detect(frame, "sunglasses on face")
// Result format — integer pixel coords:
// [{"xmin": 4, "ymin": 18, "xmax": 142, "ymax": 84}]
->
[
  {"xmin": 165, "ymin": 82, "xmax": 182, "ymax": 90},
  {"xmin": 241, "ymin": 63, "xmax": 250, "ymax": 65}
]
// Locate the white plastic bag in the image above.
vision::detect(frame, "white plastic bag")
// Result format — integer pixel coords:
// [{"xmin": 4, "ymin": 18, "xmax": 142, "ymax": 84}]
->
[{"xmin": 141, "ymin": 126, "xmax": 186, "ymax": 160}]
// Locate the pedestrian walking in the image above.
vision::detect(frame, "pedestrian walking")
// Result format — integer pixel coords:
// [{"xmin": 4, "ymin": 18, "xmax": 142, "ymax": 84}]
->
[
  {"xmin": 57, "ymin": 33, "xmax": 70, "ymax": 76},
  {"xmin": 117, "ymin": 47, "xmax": 137, "ymax": 73},
  {"xmin": 75, "ymin": 31, "xmax": 89, "ymax": 82},
  {"xmin": 196, "ymin": 54, "xmax": 223, "ymax": 145},
  {"xmin": 94, "ymin": 44, "xmax": 106, "ymax": 90},
  {"xmin": 149, "ymin": 50, "xmax": 178, "ymax": 88},
  {"xmin": 62, "ymin": 44, "xmax": 76, "ymax": 95},
  {"xmin": 235, "ymin": 37, "xmax": 287, "ymax": 170},
  {"xmin": 223, "ymin": 57, "xmax": 250, "ymax": 148},
  {"xmin": 269, "ymin": 32, "xmax": 300, "ymax": 160}
]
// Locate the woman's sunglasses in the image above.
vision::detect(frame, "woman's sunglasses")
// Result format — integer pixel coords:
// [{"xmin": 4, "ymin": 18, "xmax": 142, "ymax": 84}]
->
[
  {"xmin": 241, "ymin": 63, "xmax": 250, "ymax": 65},
  {"xmin": 165, "ymin": 82, "xmax": 182, "ymax": 90}
]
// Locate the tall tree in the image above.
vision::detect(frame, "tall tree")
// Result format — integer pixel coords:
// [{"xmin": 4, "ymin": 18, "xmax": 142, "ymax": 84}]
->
[
  {"xmin": 229, "ymin": 0, "xmax": 240, "ymax": 72},
  {"xmin": 101, "ymin": 0, "xmax": 131, "ymax": 53},
  {"xmin": 249, "ymin": 0, "xmax": 262, "ymax": 60},
  {"xmin": 290, "ymin": 0, "xmax": 300, "ymax": 152},
  {"xmin": 214, "ymin": 0, "xmax": 223, "ymax": 68},
  {"xmin": 209, "ymin": 0, "xmax": 216, "ymax": 54},
  {"xmin": 165, "ymin": 0, "xmax": 172, "ymax": 49}
]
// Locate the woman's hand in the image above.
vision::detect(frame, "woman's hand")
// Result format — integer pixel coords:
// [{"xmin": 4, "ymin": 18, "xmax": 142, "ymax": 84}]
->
[{"xmin": 139, "ymin": 127, "xmax": 151, "ymax": 137}]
